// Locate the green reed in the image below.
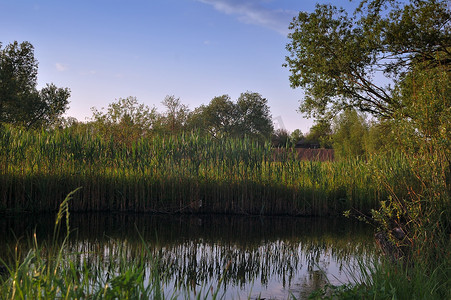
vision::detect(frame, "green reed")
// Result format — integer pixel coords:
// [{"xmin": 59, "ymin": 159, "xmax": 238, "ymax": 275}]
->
[{"xmin": 0, "ymin": 125, "xmax": 412, "ymax": 215}]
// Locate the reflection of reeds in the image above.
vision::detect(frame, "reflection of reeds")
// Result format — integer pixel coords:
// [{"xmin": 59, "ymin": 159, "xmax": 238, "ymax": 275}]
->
[
  {"xmin": 1, "ymin": 213, "xmax": 375, "ymax": 297},
  {"xmin": 0, "ymin": 126, "xmax": 414, "ymax": 214}
]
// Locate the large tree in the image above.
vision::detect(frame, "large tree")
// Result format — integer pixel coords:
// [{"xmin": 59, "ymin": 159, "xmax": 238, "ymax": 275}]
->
[
  {"xmin": 285, "ymin": 0, "xmax": 450, "ymax": 276},
  {"xmin": 189, "ymin": 95, "xmax": 239, "ymax": 137},
  {"xmin": 158, "ymin": 95, "xmax": 190, "ymax": 134},
  {"xmin": 284, "ymin": 0, "xmax": 450, "ymax": 121},
  {"xmin": 235, "ymin": 92, "xmax": 274, "ymax": 139},
  {"xmin": 91, "ymin": 96, "xmax": 157, "ymax": 143},
  {"xmin": 0, "ymin": 41, "xmax": 71, "ymax": 128},
  {"xmin": 186, "ymin": 92, "xmax": 273, "ymax": 140}
]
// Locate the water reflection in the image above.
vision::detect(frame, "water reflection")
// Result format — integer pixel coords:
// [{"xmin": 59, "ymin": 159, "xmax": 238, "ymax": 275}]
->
[{"xmin": 0, "ymin": 214, "xmax": 375, "ymax": 299}]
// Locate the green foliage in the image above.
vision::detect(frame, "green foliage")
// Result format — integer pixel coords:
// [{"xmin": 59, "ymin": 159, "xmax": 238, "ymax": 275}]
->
[
  {"xmin": 394, "ymin": 62, "xmax": 450, "ymax": 144},
  {"xmin": 235, "ymin": 91, "xmax": 274, "ymax": 140},
  {"xmin": 290, "ymin": 129, "xmax": 303, "ymax": 144},
  {"xmin": 286, "ymin": 1, "xmax": 450, "ymax": 297},
  {"xmin": 0, "ymin": 41, "xmax": 71, "ymax": 128},
  {"xmin": 271, "ymin": 128, "xmax": 291, "ymax": 148},
  {"xmin": 90, "ymin": 92, "xmax": 274, "ymax": 142},
  {"xmin": 304, "ymin": 119, "xmax": 332, "ymax": 149},
  {"xmin": 186, "ymin": 91, "xmax": 274, "ymax": 140},
  {"xmin": 187, "ymin": 95, "xmax": 237, "ymax": 137},
  {"xmin": 157, "ymin": 95, "xmax": 190, "ymax": 134},
  {"xmin": 367, "ymin": 29, "xmax": 450, "ymax": 278},
  {"xmin": 332, "ymin": 109, "xmax": 368, "ymax": 159},
  {"xmin": 284, "ymin": 0, "xmax": 450, "ymax": 120},
  {"xmin": 91, "ymin": 96, "xmax": 158, "ymax": 145},
  {"xmin": 362, "ymin": 120, "xmax": 397, "ymax": 155}
]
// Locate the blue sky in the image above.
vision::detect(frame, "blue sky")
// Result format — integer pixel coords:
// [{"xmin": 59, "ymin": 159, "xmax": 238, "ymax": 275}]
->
[{"xmin": 1, "ymin": 0, "xmax": 358, "ymax": 133}]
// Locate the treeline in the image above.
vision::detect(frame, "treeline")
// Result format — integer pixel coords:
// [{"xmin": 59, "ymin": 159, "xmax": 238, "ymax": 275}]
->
[
  {"xmin": 0, "ymin": 41, "xmax": 276, "ymax": 142},
  {"xmin": 1, "ymin": 41, "xmax": 400, "ymax": 157},
  {"xmin": 73, "ymin": 93, "xmax": 274, "ymax": 143},
  {"xmin": 72, "ymin": 95, "xmax": 395, "ymax": 160}
]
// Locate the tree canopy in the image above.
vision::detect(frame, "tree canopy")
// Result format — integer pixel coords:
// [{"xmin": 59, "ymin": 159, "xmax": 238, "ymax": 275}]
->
[
  {"xmin": 90, "ymin": 96, "xmax": 157, "ymax": 143},
  {"xmin": 284, "ymin": 0, "xmax": 450, "ymax": 122},
  {"xmin": 186, "ymin": 92, "xmax": 273, "ymax": 140},
  {"xmin": 89, "ymin": 91, "xmax": 275, "ymax": 142},
  {"xmin": 0, "ymin": 41, "xmax": 71, "ymax": 128},
  {"xmin": 158, "ymin": 95, "xmax": 190, "ymax": 134},
  {"xmin": 235, "ymin": 92, "xmax": 274, "ymax": 139}
]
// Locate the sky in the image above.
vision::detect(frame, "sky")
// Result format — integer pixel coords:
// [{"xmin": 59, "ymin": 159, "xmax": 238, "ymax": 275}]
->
[{"xmin": 0, "ymin": 0, "xmax": 358, "ymax": 133}]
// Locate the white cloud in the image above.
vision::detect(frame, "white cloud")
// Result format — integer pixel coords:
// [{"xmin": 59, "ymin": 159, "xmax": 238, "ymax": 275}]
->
[
  {"xmin": 197, "ymin": 0, "xmax": 296, "ymax": 36},
  {"xmin": 55, "ymin": 63, "xmax": 68, "ymax": 72}
]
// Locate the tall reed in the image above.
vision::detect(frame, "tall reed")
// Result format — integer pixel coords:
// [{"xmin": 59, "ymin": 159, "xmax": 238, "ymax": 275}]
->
[{"xmin": 0, "ymin": 125, "xmax": 410, "ymax": 215}]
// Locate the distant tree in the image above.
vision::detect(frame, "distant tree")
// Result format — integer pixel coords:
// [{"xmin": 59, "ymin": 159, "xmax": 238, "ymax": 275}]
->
[
  {"xmin": 0, "ymin": 41, "xmax": 70, "ymax": 128},
  {"xmin": 305, "ymin": 119, "xmax": 333, "ymax": 148},
  {"xmin": 271, "ymin": 128, "xmax": 291, "ymax": 147},
  {"xmin": 235, "ymin": 92, "xmax": 273, "ymax": 140},
  {"xmin": 157, "ymin": 95, "xmax": 189, "ymax": 134},
  {"xmin": 202, "ymin": 95, "xmax": 238, "ymax": 137},
  {"xmin": 290, "ymin": 129, "xmax": 303, "ymax": 144},
  {"xmin": 91, "ymin": 96, "xmax": 157, "ymax": 143},
  {"xmin": 185, "ymin": 105, "xmax": 208, "ymax": 134},
  {"xmin": 332, "ymin": 109, "xmax": 368, "ymax": 158},
  {"xmin": 185, "ymin": 92, "xmax": 274, "ymax": 140},
  {"xmin": 284, "ymin": 0, "xmax": 450, "ymax": 121},
  {"xmin": 363, "ymin": 120, "xmax": 397, "ymax": 154}
]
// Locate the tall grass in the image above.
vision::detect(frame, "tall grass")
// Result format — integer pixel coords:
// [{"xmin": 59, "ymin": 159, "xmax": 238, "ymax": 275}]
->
[{"xmin": 0, "ymin": 125, "xmax": 417, "ymax": 215}]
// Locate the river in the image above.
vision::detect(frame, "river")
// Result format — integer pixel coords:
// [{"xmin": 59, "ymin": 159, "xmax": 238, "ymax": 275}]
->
[{"xmin": 0, "ymin": 213, "xmax": 375, "ymax": 299}]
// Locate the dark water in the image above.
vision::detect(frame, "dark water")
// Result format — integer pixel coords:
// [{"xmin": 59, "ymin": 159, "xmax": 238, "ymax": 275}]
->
[{"xmin": 0, "ymin": 213, "xmax": 375, "ymax": 299}]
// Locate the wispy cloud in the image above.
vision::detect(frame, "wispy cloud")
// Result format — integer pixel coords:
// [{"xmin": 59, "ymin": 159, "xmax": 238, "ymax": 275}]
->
[
  {"xmin": 197, "ymin": 0, "xmax": 296, "ymax": 36},
  {"xmin": 55, "ymin": 63, "xmax": 68, "ymax": 72}
]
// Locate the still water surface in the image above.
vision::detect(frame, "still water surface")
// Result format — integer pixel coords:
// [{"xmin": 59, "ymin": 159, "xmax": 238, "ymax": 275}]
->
[{"xmin": 1, "ymin": 213, "xmax": 375, "ymax": 299}]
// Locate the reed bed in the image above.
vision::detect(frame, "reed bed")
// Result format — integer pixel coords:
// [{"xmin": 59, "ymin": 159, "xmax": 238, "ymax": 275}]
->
[{"xmin": 0, "ymin": 126, "xmax": 414, "ymax": 215}]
